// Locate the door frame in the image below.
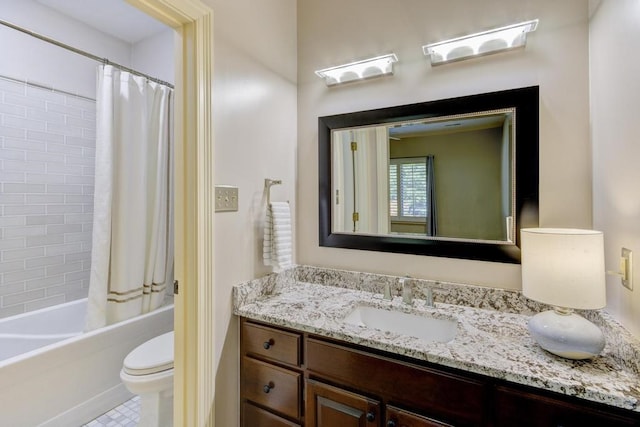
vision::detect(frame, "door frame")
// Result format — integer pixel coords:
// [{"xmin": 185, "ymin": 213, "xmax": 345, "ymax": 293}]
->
[{"xmin": 126, "ymin": 1, "xmax": 215, "ymax": 425}]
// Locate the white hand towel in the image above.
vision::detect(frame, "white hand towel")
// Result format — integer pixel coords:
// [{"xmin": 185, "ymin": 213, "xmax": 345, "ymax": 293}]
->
[{"xmin": 263, "ymin": 202, "xmax": 292, "ymax": 272}]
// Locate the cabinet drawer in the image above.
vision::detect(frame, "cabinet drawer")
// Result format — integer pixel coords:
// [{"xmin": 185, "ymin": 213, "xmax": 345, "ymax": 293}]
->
[
  {"xmin": 243, "ymin": 321, "xmax": 302, "ymax": 366},
  {"xmin": 242, "ymin": 401, "xmax": 301, "ymax": 427},
  {"xmin": 306, "ymin": 338, "xmax": 486, "ymax": 426},
  {"xmin": 386, "ymin": 405, "xmax": 454, "ymax": 427},
  {"xmin": 242, "ymin": 356, "xmax": 302, "ymax": 420}
]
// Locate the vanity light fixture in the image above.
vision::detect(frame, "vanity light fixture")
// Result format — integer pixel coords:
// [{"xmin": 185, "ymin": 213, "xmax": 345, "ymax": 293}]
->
[
  {"xmin": 423, "ymin": 19, "xmax": 538, "ymax": 66},
  {"xmin": 521, "ymin": 228, "xmax": 606, "ymax": 360},
  {"xmin": 315, "ymin": 54, "xmax": 398, "ymax": 86}
]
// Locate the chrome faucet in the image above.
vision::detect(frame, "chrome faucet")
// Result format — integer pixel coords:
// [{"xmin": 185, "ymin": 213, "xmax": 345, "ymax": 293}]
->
[
  {"xmin": 400, "ymin": 275, "xmax": 412, "ymax": 304},
  {"xmin": 425, "ymin": 287, "xmax": 434, "ymax": 308},
  {"xmin": 383, "ymin": 282, "xmax": 393, "ymax": 300}
]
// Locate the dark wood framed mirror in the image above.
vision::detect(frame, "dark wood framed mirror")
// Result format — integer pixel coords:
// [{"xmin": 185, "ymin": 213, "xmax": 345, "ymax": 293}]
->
[{"xmin": 318, "ymin": 86, "xmax": 539, "ymax": 263}]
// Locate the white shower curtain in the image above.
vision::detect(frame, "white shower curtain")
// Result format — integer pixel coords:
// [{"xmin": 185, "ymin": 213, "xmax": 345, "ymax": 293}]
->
[{"xmin": 86, "ymin": 65, "xmax": 174, "ymax": 331}]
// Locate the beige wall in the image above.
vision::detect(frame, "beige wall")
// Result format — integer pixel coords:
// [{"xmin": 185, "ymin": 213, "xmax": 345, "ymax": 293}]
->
[
  {"xmin": 207, "ymin": 0, "xmax": 297, "ymax": 425},
  {"xmin": 297, "ymin": 0, "xmax": 591, "ymax": 289},
  {"xmin": 590, "ymin": 0, "xmax": 640, "ymax": 337}
]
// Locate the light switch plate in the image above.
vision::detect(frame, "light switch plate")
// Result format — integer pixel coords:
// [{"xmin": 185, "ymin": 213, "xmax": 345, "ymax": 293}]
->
[{"xmin": 215, "ymin": 185, "xmax": 238, "ymax": 212}]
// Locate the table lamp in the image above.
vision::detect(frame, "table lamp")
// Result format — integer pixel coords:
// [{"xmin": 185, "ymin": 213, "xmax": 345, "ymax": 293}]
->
[{"xmin": 521, "ymin": 228, "xmax": 606, "ymax": 359}]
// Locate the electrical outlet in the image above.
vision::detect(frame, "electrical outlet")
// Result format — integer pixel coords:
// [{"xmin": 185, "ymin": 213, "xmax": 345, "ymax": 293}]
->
[
  {"xmin": 215, "ymin": 185, "xmax": 238, "ymax": 212},
  {"xmin": 622, "ymin": 248, "xmax": 633, "ymax": 291}
]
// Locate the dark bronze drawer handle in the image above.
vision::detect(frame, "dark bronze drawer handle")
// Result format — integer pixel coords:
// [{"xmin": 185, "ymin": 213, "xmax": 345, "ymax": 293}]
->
[
  {"xmin": 263, "ymin": 339, "xmax": 275, "ymax": 350},
  {"xmin": 387, "ymin": 420, "xmax": 396, "ymax": 427},
  {"xmin": 366, "ymin": 412, "xmax": 375, "ymax": 422},
  {"xmin": 263, "ymin": 381, "xmax": 275, "ymax": 393}
]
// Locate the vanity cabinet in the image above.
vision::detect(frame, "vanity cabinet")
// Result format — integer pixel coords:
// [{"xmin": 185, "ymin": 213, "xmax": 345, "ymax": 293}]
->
[
  {"xmin": 240, "ymin": 318, "xmax": 640, "ymax": 427},
  {"xmin": 240, "ymin": 320, "xmax": 303, "ymax": 427}
]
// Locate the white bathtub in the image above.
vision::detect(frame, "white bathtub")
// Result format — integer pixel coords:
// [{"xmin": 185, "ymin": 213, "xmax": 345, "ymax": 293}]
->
[{"xmin": 0, "ymin": 298, "xmax": 174, "ymax": 427}]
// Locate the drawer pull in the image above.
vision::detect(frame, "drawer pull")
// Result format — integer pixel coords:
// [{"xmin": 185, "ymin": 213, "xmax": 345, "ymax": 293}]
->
[
  {"xmin": 262, "ymin": 381, "xmax": 275, "ymax": 394},
  {"xmin": 366, "ymin": 411, "xmax": 376, "ymax": 422},
  {"xmin": 387, "ymin": 421, "xmax": 396, "ymax": 427},
  {"xmin": 263, "ymin": 339, "xmax": 275, "ymax": 349}
]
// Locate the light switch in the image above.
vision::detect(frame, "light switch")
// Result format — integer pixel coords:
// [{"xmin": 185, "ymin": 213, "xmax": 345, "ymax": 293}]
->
[{"xmin": 215, "ymin": 185, "xmax": 238, "ymax": 212}]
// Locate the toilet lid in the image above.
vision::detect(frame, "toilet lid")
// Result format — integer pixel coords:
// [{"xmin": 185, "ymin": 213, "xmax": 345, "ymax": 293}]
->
[{"xmin": 123, "ymin": 331, "xmax": 174, "ymax": 375}]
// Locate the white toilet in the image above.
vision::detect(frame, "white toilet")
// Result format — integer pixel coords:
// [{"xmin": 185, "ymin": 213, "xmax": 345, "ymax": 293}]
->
[{"xmin": 120, "ymin": 331, "xmax": 174, "ymax": 427}]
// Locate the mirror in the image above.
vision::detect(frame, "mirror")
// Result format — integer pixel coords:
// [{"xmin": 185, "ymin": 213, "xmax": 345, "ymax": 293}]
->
[{"xmin": 319, "ymin": 86, "xmax": 539, "ymax": 263}]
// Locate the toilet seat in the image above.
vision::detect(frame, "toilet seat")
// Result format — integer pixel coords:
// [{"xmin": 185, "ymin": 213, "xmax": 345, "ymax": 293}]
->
[{"xmin": 123, "ymin": 331, "xmax": 174, "ymax": 375}]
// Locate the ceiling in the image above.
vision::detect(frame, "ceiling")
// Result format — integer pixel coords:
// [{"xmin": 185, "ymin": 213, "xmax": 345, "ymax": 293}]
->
[{"xmin": 36, "ymin": 0, "xmax": 168, "ymax": 44}]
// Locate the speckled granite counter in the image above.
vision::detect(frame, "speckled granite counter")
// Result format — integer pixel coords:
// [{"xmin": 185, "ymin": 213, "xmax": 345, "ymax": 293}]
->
[{"xmin": 233, "ymin": 265, "xmax": 640, "ymax": 412}]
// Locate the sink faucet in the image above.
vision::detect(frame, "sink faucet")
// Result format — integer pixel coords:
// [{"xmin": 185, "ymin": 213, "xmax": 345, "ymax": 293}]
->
[
  {"xmin": 382, "ymin": 282, "xmax": 393, "ymax": 300},
  {"xmin": 400, "ymin": 275, "xmax": 412, "ymax": 304},
  {"xmin": 425, "ymin": 287, "xmax": 434, "ymax": 308}
]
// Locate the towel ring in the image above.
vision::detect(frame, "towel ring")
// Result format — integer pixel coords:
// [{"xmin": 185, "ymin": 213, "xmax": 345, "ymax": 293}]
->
[{"xmin": 265, "ymin": 178, "xmax": 282, "ymax": 205}]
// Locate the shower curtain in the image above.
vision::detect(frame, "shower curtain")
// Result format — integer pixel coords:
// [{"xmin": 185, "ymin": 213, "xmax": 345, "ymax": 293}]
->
[{"xmin": 86, "ymin": 65, "xmax": 174, "ymax": 331}]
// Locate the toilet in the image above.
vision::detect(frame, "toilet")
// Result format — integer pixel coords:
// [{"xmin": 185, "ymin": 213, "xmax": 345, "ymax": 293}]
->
[{"xmin": 120, "ymin": 331, "xmax": 174, "ymax": 427}]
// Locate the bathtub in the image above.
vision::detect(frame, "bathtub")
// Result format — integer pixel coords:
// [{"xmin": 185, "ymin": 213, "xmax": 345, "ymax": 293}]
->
[{"xmin": 0, "ymin": 298, "xmax": 174, "ymax": 427}]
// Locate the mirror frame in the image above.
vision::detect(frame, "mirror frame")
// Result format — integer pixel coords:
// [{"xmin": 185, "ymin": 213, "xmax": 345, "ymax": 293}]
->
[{"xmin": 318, "ymin": 86, "xmax": 539, "ymax": 264}]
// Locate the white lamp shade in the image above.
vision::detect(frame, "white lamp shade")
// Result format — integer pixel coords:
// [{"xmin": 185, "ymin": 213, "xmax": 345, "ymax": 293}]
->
[{"xmin": 521, "ymin": 228, "xmax": 606, "ymax": 310}]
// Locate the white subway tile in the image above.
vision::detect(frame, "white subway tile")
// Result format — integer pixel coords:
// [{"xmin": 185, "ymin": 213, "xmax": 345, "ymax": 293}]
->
[
  {"xmin": 27, "ymin": 151, "xmax": 65, "ymax": 163},
  {"xmin": 26, "ymin": 234, "xmax": 65, "ymax": 247},
  {"xmin": 46, "ymin": 184, "xmax": 83, "ymax": 194},
  {"xmin": 0, "ymin": 282, "xmax": 26, "ymax": 296},
  {"xmin": 0, "ymin": 79, "xmax": 26, "ymax": 95},
  {"xmin": 65, "ymin": 174, "xmax": 94, "ymax": 185},
  {"xmin": 0, "ymin": 103, "xmax": 27, "ymax": 116},
  {"xmin": 26, "ymin": 214, "xmax": 65, "ymax": 225},
  {"xmin": 65, "ymin": 195, "xmax": 93, "ymax": 204},
  {"xmin": 46, "ymin": 281, "xmax": 83, "ymax": 298},
  {"xmin": 82, "ymin": 128, "xmax": 96, "ymax": 139},
  {"xmin": 26, "ymin": 194, "xmax": 64, "ymax": 204},
  {"xmin": 65, "ymin": 251, "xmax": 91, "ymax": 262},
  {"xmin": 3, "ymin": 267, "xmax": 45, "ymax": 284},
  {"xmin": 47, "ymin": 204, "xmax": 83, "ymax": 214},
  {"xmin": 4, "ymin": 225, "xmax": 47, "ymax": 238},
  {"xmin": 65, "ymin": 97, "xmax": 95, "ymax": 110},
  {"xmin": 2, "ymin": 246, "xmax": 45, "ymax": 261},
  {"xmin": 0, "ymin": 304, "xmax": 25, "ymax": 319},
  {"xmin": 0, "ymin": 260, "xmax": 25, "ymax": 273},
  {"xmin": 66, "ymin": 116, "xmax": 95, "ymax": 130},
  {"xmin": 45, "ymin": 243, "xmax": 83, "ymax": 256},
  {"xmin": 64, "ymin": 231, "xmax": 92, "ymax": 243},
  {"xmin": 4, "ymin": 137, "xmax": 46, "ymax": 151},
  {"xmin": 0, "ymin": 148, "xmax": 26, "ymax": 161},
  {"xmin": 4, "ymin": 205, "xmax": 46, "ymax": 215},
  {"xmin": 27, "ymin": 173, "xmax": 66, "ymax": 184},
  {"xmin": 65, "ymin": 154, "xmax": 94, "ymax": 166},
  {"xmin": 3, "ymin": 159, "xmax": 46, "ymax": 173},
  {"xmin": 46, "ymin": 261, "xmax": 82, "ymax": 276},
  {"xmin": 46, "ymin": 102, "xmax": 82, "ymax": 117},
  {"xmin": 26, "ymin": 86, "xmax": 65, "ymax": 103},
  {"xmin": 65, "ymin": 269, "xmax": 90, "ymax": 283},
  {"xmin": 46, "ymin": 223, "xmax": 83, "ymax": 234},
  {"xmin": 27, "ymin": 130, "xmax": 64, "ymax": 144},
  {"xmin": 3, "ymin": 288, "xmax": 45, "ymax": 306},
  {"xmin": 65, "ymin": 212, "xmax": 93, "ymax": 224},
  {"xmin": 26, "ymin": 255, "xmax": 64, "ymax": 269},
  {"xmin": 0, "ymin": 125, "xmax": 26, "ymax": 139},
  {"xmin": 0, "ymin": 171, "xmax": 26, "ymax": 183},
  {"xmin": 47, "ymin": 163, "xmax": 82, "ymax": 175},
  {"xmin": 65, "ymin": 136, "xmax": 94, "ymax": 148},
  {"xmin": 3, "ymin": 116, "xmax": 46, "ymax": 132},
  {"xmin": 0, "ymin": 216, "xmax": 25, "ymax": 227},
  {"xmin": 0, "ymin": 193, "xmax": 25, "ymax": 204},
  {"xmin": 24, "ymin": 295, "xmax": 66, "ymax": 312},
  {"xmin": 27, "ymin": 108, "xmax": 65, "ymax": 124},
  {"xmin": 25, "ymin": 275, "xmax": 64, "ymax": 290},
  {"xmin": 0, "ymin": 238, "xmax": 25, "ymax": 251},
  {"xmin": 46, "ymin": 122, "xmax": 83, "ymax": 137},
  {"xmin": 48, "ymin": 142, "xmax": 83, "ymax": 155},
  {"xmin": 83, "ymin": 110, "xmax": 96, "ymax": 121},
  {"xmin": 4, "ymin": 93, "xmax": 46, "ymax": 110},
  {"xmin": 3, "ymin": 183, "xmax": 45, "ymax": 193}
]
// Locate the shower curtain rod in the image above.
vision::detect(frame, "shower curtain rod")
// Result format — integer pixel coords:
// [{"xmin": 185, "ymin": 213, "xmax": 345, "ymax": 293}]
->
[{"xmin": 0, "ymin": 18, "xmax": 174, "ymax": 89}]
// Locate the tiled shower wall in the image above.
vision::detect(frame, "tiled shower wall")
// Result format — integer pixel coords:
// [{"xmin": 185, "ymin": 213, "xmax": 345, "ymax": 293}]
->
[{"xmin": 0, "ymin": 77, "xmax": 95, "ymax": 319}]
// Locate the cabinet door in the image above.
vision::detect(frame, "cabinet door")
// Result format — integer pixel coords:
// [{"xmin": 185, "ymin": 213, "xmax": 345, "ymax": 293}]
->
[
  {"xmin": 306, "ymin": 379, "xmax": 381, "ymax": 427},
  {"xmin": 386, "ymin": 405, "xmax": 454, "ymax": 427}
]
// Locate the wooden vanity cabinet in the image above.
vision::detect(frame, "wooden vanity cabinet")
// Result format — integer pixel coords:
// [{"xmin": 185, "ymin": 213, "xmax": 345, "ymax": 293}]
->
[
  {"xmin": 240, "ymin": 318, "xmax": 640, "ymax": 427},
  {"xmin": 240, "ymin": 320, "xmax": 303, "ymax": 427}
]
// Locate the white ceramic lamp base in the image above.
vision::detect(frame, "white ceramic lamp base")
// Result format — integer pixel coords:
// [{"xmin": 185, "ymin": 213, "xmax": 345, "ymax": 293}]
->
[{"xmin": 528, "ymin": 309, "xmax": 605, "ymax": 360}]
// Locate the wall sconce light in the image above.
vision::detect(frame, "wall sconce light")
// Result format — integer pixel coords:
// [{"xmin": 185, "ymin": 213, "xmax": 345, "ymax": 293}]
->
[
  {"xmin": 315, "ymin": 54, "xmax": 398, "ymax": 86},
  {"xmin": 422, "ymin": 19, "xmax": 538, "ymax": 66}
]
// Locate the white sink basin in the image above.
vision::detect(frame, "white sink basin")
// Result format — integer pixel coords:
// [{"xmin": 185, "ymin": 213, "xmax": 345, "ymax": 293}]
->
[{"xmin": 343, "ymin": 305, "xmax": 457, "ymax": 343}]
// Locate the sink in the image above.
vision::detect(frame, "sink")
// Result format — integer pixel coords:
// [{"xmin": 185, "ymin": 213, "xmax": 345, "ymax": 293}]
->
[{"xmin": 342, "ymin": 305, "xmax": 457, "ymax": 343}]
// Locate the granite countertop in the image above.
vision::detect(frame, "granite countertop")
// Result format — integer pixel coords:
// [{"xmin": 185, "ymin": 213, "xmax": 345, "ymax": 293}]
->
[{"xmin": 233, "ymin": 266, "xmax": 640, "ymax": 412}]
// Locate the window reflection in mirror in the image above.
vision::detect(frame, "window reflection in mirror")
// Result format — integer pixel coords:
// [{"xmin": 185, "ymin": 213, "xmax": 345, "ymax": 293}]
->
[{"xmin": 331, "ymin": 110, "xmax": 515, "ymax": 243}]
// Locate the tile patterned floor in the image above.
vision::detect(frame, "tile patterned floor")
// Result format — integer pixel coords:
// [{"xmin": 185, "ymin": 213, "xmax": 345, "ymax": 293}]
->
[{"xmin": 82, "ymin": 396, "xmax": 140, "ymax": 427}]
